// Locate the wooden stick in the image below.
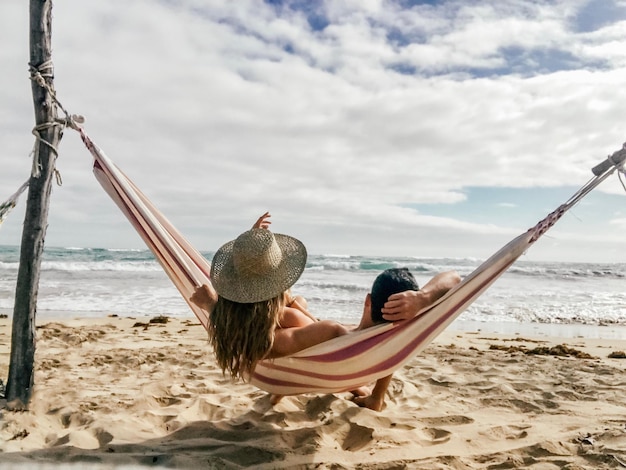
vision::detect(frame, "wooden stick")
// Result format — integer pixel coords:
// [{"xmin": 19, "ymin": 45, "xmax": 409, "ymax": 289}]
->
[{"xmin": 5, "ymin": 0, "xmax": 61, "ymax": 408}]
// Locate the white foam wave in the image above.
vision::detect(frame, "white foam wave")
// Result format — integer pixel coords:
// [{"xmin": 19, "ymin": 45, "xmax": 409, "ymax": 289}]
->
[{"xmin": 41, "ymin": 260, "xmax": 162, "ymax": 272}]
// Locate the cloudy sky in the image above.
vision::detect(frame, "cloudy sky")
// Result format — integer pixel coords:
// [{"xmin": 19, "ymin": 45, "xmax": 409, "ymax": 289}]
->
[{"xmin": 1, "ymin": 0, "xmax": 626, "ymax": 263}]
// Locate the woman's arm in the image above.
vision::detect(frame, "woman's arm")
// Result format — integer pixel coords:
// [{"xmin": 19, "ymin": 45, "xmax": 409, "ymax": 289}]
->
[
  {"xmin": 270, "ymin": 320, "xmax": 348, "ymax": 357},
  {"xmin": 287, "ymin": 295, "xmax": 319, "ymax": 322},
  {"xmin": 190, "ymin": 212, "xmax": 273, "ymax": 313},
  {"xmin": 190, "ymin": 283, "xmax": 218, "ymax": 313},
  {"xmin": 252, "ymin": 211, "xmax": 272, "ymax": 229}
]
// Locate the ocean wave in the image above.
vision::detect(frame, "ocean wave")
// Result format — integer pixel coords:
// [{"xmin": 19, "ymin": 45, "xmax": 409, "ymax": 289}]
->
[
  {"xmin": 60, "ymin": 246, "xmax": 144, "ymax": 252},
  {"xmin": 0, "ymin": 262, "xmax": 18, "ymax": 270},
  {"xmin": 507, "ymin": 263, "xmax": 626, "ymax": 279},
  {"xmin": 307, "ymin": 257, "xmax": 442, "ymax": 273},
  {"xmin": 297, "ymin": 279, "xmax": 366, "ymax": 293},
  {"xmin": 40, "ymin": 260, "xmax": 163, "ymax": 272},
  {"xmin": 318, "ymin": 253, "xmax": 352, "ymax": 258},
  {"xmin": 307, "ymin": 260, "xmax": 362, "ymax": 270}
]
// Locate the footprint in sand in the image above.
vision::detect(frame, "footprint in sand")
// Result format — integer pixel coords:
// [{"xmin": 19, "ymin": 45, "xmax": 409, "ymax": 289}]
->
[
  {"xmin": 341, "ymin": 422, "xmax": 374, "ymax": 451},
  {"xmin": 423, "ymin": 427, "xmax": 452, "ymax": 444},
  {"xmin": 480, "ymin": 424, "xmax": 532, "ymax": 441},
  {"xmin": 419, "ymin": 415, "xmax": 474, "ymax": 426}
]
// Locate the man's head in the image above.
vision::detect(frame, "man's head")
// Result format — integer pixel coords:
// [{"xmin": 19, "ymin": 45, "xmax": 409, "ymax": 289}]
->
[{"xmin": 370, "ymin": 268, "xmax": 419, "ymax": 323}]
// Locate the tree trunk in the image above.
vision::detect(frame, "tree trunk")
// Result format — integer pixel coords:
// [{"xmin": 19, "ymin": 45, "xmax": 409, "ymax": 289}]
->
[{"xmin": 5, "ymin": 0, "xmax": 60, "ymax": 408}]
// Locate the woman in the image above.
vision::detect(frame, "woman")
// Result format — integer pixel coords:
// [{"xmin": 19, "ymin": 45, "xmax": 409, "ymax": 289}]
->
[
  {"xmin": 190, "ymin": 212, "xmax": 348, "ymax": 381},
  {"xmin": 192, "ymin": 212, "xmax": 461, "ymax": 410}
]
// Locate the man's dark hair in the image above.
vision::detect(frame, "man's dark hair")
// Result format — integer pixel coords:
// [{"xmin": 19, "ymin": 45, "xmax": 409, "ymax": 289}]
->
[{"xmin": 370, "ymin": 268, "xmax": 419, "ymax": 323}]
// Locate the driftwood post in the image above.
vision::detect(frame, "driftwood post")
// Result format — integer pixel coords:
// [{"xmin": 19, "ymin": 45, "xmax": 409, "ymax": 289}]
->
[{"xmin": 5, "ymin": 0, "xmax": 61, "ymax": 408}]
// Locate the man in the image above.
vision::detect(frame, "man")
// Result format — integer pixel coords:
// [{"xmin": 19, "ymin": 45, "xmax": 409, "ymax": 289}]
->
[{"xmin": 353, "ymin": 268, "xmax": 461, "ymax": 410}]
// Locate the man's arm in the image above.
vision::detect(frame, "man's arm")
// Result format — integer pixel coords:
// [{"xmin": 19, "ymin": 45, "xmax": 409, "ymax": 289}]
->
[{"xmin": 381, "ymin": 270, "xmax": 461, "ymax": 322}]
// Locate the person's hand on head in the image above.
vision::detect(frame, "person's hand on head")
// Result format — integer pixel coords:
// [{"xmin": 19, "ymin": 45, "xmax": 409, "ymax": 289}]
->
[
  {"xmin": 381, "ymin": 290, "xmax": 428, "ymax": 323},
  {"xmin": 252, "ymin": 211, "xmax": 272, "ymax": 229},
  {"xmin": 381, "ymin": 270, "xmax": 461, "ymax": 323}
]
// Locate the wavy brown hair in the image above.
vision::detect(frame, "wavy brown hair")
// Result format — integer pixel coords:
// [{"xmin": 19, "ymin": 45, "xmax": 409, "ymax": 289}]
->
[{"xmin": 208, "ymin": 294, "xmax": 285, "ymax": 380}]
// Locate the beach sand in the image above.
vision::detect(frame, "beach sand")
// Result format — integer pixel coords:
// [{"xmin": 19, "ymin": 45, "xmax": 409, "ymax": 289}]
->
[{"xmin": 0, "ymin": 315, "xmax": 625, "ymax": 469}]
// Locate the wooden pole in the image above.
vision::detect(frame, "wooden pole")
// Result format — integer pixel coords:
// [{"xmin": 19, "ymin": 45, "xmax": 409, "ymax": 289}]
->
[{"xmin": 5, "ymin": 0, "xmax": 61, "ymax": 408}]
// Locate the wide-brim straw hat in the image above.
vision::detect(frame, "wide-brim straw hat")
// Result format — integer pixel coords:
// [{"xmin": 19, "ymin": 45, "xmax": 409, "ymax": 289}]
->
[{"xmin": 210, "ymin": 228, "xmax": 307, "ymax": 303}]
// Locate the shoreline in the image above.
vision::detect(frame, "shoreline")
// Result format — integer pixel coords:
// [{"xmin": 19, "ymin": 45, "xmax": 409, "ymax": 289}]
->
[
  {"xmin": 452, "ymin": 318, "xmax": 626, "ymax": 340},
  {"xmin": 2, "ymin": 307, "xmax": 626, "ymax": 340},
  {"xmin": 1, "ymin": 315, "xmax": 625, "ymax": 468}
]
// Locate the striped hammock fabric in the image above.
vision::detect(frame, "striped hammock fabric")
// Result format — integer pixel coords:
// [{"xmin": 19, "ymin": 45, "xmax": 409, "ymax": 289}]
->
[
  {"xmin": 0, "ymin": 181, "xmax": 29, "ymax": 228},
  {"xmin": 77, "ymin": 127, "xmax": 625, "ymax": 396}
]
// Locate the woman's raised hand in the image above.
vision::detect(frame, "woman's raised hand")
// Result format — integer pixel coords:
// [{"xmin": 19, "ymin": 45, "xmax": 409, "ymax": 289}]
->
[
  {"xmin": 190, "ymin": 284, "xmax": 217, "ymax": 311},
  {"xmin": 252, "ymin": 211, "xmax": 272, "ymax": 229}
]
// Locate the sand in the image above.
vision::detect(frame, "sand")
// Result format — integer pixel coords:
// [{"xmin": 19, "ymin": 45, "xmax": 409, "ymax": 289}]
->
[{"xmin": 0, "ymin": 315, "xmax": 625, "ymax": 469}]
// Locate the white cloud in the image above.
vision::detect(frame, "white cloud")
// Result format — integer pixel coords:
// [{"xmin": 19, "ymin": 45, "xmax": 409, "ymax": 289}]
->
[
  {"xmin": 609, "ymin": 217, "xmax": 626, "ymax": 229},
  {"xmin": 1, "ymin": 0, "xmax": 625, "ymax": 262}
]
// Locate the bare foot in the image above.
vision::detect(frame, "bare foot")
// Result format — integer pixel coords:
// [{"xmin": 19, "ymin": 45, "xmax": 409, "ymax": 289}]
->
[
  {"xmin": 353, "ymin": 394, "xmax": 385, "ymax": 411},
  {"xmin": 350, "ymin": 386, "xmax": 370, "ymax": 398},
  {"xmin": 269, "ymin": 394, "xmax": 284, "ymax": 405}
]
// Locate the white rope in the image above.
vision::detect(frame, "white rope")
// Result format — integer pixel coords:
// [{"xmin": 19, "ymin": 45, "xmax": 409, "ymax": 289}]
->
[
  {"xmin": 30, "ymin": 121, "xmax": 64, "ymax": 179},
  {"xmin": 28, "ymin": 61, "xmax": 84, "ymax": 182},
  {"xmin": 527, "ymin": 143, "xmax": 626, "ymax": 243},
  {"xmin": 618, "ymin": 168, "xmax": 626, "ymax": 193},
  {"xmin": 29, "ymin": 61, "xmax": 84, "ymax": 130},
  {"xmin": 0, "ymin": 180, "xmax": 30, "ymax": 226}
]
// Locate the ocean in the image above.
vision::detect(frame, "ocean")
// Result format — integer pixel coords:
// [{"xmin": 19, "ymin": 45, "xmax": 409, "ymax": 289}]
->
[{"xmin": 1, "ymin": 245, "xmax": 625, "ymax": 338}]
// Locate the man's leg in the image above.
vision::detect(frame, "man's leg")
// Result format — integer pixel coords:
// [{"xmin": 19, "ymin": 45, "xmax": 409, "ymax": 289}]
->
[
  {"xmin": 270, "ymin": 394, "xmax": 284, "ymax": 405},
  {"xmin": 353, "ymin": 374, "xmax": 392, "ymax": 411}
]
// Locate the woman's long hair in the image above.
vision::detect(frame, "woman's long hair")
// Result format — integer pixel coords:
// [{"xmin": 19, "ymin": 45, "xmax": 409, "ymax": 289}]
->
[{"xmin": 208, "ymin": 294, "xmax": 285, "ymax": 380}]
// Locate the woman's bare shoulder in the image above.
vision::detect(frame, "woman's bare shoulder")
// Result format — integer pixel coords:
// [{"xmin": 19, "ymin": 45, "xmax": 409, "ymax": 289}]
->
[{"xmin": 278, "ymin": 307, "xmax": 316, "ymax": 329}]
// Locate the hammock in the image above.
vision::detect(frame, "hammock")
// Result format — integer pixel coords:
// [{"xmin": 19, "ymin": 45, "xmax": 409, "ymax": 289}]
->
[
  {"xmin": 77, "ymin": 127, "xmax": 625, "ymax": 395},
  {"xmin": 0, "ymin": 180, "xmax": 29, "ymax": 228}
]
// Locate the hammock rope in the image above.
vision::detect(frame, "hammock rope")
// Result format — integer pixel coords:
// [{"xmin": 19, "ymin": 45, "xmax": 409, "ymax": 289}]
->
[
  {"xmin": 619, "ymin": 168, "xmax": 626, "ymax": 192},
  {"xmin": 0, "ymin": 63, "xmax": 75, "ymax": 228},
  {"xmin": 28, "ymin": 60, "xmax": 84, "ymax": 183},
  {"xmin": 0, "ymin": 180, "xmax": 30, "ymax": 227}
]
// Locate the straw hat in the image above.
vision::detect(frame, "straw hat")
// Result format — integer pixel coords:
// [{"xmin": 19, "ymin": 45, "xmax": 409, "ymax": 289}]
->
[{"xmin": 210, "ymin": 228, "xmax": 307, "ymax": 303}]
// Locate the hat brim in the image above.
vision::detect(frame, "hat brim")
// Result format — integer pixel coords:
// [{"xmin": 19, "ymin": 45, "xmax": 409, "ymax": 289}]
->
[{"xmin": 210, "ymin": 233, "xmax": 307, "ymax": 303}]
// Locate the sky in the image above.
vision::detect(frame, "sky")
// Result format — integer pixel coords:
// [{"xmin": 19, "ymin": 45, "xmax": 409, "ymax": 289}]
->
[{"xmin": 1, "ymin": 0, "xmax": 626, "ymax": 263}]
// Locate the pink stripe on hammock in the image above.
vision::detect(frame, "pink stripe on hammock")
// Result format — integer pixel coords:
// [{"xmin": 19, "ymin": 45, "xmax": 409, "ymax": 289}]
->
[{"xmin": 78, "ymin": 126, "xmax": 621, "ymax": 396}]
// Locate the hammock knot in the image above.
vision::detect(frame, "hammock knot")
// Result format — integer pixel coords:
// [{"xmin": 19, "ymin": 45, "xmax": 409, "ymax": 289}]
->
[
  {"xmin": 27, "ymin": 61, "xmax": 84, "ymax": 184},
  {"xmin": 30, "ymin": 120, "xmax": 64, "ymax": 178},
  {"xmin": 608, "ymin": 145, "xmax": 626, "ymax": 169},
  {"xmin": 529, "ymin": 204, "xmax": 567, "ymax": 243},
  {"xmin": 57, "ymin": 114, "xmax": 85, "ymax": 131},
  {"xmin": 29, "ymin": 60, "xmax": 53, "ymax": 88}
]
